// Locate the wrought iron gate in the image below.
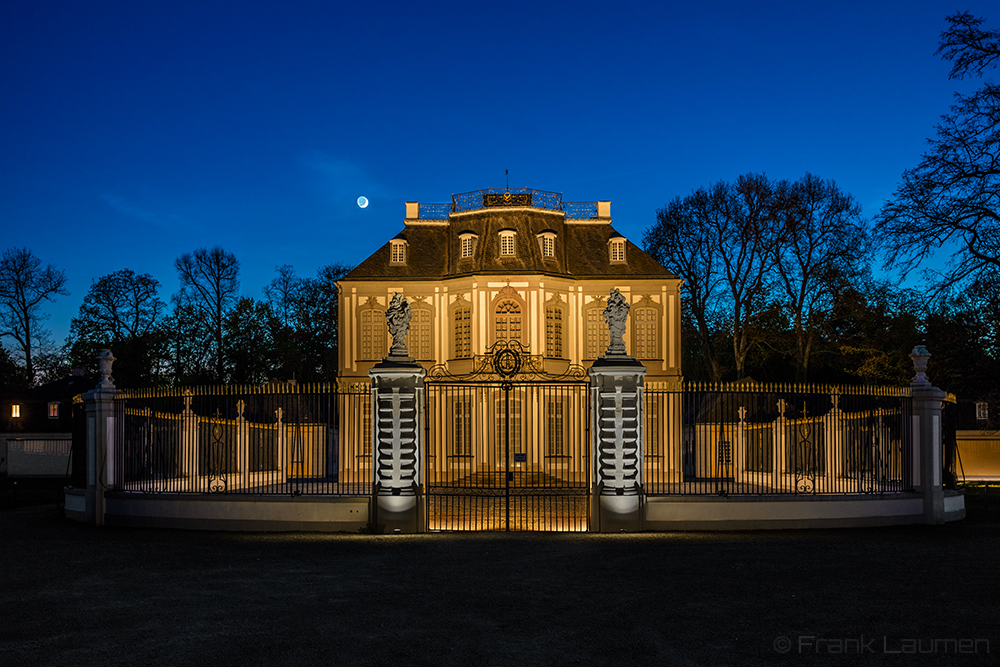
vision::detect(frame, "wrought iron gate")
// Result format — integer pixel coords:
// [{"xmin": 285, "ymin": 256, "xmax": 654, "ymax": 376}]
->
[{"xmin": 424, "ymin": 341, "xmax": 590, "ymax": 531}]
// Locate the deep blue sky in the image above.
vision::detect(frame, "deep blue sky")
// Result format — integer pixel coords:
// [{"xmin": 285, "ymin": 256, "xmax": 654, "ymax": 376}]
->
[{"xmin": 1, "ymin": 0, "xmax": 995, "ymax": 347}]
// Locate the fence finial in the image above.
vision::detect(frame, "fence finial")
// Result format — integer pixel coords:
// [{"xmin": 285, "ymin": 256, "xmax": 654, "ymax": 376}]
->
[
  {"xmin": 909, "ymin": 344, "xmax": 931, "ymax": 387},
  {"xmin": 97, "ymin": 349, "xmax": 115, "ymax": 389}
]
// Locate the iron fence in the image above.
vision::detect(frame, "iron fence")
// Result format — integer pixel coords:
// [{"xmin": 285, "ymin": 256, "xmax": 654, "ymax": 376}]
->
[
  {"xmin": 563, "ymin": 201, "xmax": 598, "ymax": 219},
  {"xmin": 644, "ymin": 382, "xmax": 914, "ymax": 495},
  {"xmin": 111, "ymin": 382, "xmax": 372, "ymax": 495}
]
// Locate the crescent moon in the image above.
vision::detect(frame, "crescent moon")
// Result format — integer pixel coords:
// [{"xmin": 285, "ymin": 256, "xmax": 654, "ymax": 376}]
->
[{"xmin": 357, "ymin": 196, "xmax": 369, "ymax": 208}]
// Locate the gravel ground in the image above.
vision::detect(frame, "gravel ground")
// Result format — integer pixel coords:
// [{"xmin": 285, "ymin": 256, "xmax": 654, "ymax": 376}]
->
[{"xmin": 2, "ymin": 503, "xmax": 999, "ymax": 666}]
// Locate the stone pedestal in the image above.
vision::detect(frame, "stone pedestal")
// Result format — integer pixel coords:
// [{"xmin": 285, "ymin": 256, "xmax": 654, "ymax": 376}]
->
[
  {"xmin": 369, "ymin": 356, "xmax": 425, "ymax": 533},
  {"xmin": 909, "ymin": 345, "xmax": 946, "ymax": 524},
  {"xmin": 589, "ymin": 355, "xmax": 646, "ymax": 532},
  {"xmin": 84, "ymin": 350, "xmax": 117, "ymax": 526}
]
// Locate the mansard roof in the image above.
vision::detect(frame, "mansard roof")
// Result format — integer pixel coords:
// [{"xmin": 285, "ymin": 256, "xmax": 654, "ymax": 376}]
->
[{"xmin": 342, "ymin": 195, "xmax": 676, "ymax": 281}]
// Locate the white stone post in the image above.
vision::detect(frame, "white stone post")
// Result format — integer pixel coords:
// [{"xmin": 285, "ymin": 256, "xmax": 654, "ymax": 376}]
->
[
  {"xmin": 84, "ymin": 349, "xmax": 116, "ymax": 526},
  {"xmin": 909, "ymin": 345, "xmax": 946, "ymax": 524},
  {"xmin": 235, "ymin": 399, "xmax": 248, "ymax": 485},
  {"xmin": 589, "ymin": 356, "xmax": 647, "ymax": 532},
  {"xmin": 180, "ymin": 390, "xmax": 198, "ymax": 489}
]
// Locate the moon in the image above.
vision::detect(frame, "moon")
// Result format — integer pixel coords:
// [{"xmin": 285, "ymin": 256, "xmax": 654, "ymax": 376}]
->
[{"xmin": 357, "ymin": 196, "xmax": 369, "ymax": 209}]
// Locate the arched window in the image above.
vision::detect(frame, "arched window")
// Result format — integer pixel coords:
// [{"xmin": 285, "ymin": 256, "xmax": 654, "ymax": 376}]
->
[
  {"xmin": 545, "ymin": 303, "xmax": 564, "ymax": 358},
  {"xmin": 499, "ymin": 229, "xmax": 517, "ymax": 256},
  {"xmin": 585, "ymin": 306, "xmax": 610, "ymax": 359},
  {"xmin": 452, "ymin": 304, "xmax": 472, "ymax": 359},
  {"xmin": 360, "ymin": 302, "xmax": 385, "ymax": 360},
  {"xmin": 632, "ymin": 307, "xmax": 659, "ymax": 359},
  {"xmin": 390, "ymin": 240, "xmax": 407, "ymax": 264},
  {"xmin": 459, "ymin": 232, "xmax": 478, "ymax": 259},
  {"xmin": 406, "ymin": 307, "xmax": 433, "ymax": 360},
  {"xmin": 495, "ymin": 299, "xmax": 522, "ymax": 343},
  {"xmin": 609, "ymin": 237, "xmax": 626, "ymax": 263}
]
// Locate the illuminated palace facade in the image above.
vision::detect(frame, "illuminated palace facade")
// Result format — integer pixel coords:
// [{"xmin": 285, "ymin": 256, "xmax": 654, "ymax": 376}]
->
[{"xmin": 336, "ymin": 188, "xmax": 683, "ymax": 380}]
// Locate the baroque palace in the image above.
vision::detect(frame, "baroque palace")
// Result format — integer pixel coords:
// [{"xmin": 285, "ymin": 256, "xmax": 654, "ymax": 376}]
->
[{"xmin": 336, "ymin": 187, "xmax": 682, "ymax": 379}]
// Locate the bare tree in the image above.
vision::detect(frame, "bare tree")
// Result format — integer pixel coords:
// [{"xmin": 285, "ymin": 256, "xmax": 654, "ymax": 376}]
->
[
  {"xmin": 646, "ymin": 190, "xmax": 725, "ymax": 381},
  {"xmin": 772, "ymin": 174, "xmax": 869, "ymax": 382},
  {"xmin": 70, "ymin": 269, "xmax": 165, "ymax": 342},
  {"xmin": 716, "ymin": 174, "xmax": 785, "ymax": 380},
  {"xmin": 174, "ymin": 246, "xmax": 240, "ymax": 381},
  {"xmin": 876, "ymin": 12, "xmax": 1000, "ymax": 291},
  {"xmin": 0, "ymin": 247, "xmax": 68, "ymax": 385},
  {"xmin": 646, "ymin": 174, "xmax": 783, "ymax": 380}
]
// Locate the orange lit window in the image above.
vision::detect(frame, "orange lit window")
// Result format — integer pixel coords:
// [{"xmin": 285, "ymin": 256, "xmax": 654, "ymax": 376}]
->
[
  {"xmin": 11, "ymin": 404, "xmax": 20, "ymax": 418},
  {"xmin": 48, "ymin": 402, "xmax": 60, "ymax": 419}
]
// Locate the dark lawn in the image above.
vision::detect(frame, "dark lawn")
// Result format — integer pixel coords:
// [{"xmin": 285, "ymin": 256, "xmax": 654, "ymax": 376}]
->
[{"xmin": 2, "ymin": 499, "xmax": 998, "ymax": 667}]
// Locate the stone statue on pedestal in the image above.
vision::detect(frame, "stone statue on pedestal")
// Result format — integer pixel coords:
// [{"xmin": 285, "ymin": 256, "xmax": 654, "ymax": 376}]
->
[
  {"xmin": 602, "ymin": 288, "xmax": 629, "ymax": 356},
  {"xmin": 385, "ymin": 292, "xmax": 412, "ymax": 358}
]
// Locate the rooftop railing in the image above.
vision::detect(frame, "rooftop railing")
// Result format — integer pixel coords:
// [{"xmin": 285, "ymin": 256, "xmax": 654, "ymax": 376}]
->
[{"xmin": 413, "ymin": 188, "xmax": 601, "ymax": 220}]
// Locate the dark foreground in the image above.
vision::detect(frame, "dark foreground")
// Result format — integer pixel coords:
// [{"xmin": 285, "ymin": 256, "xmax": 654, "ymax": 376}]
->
[{"xmin": 2, "ymin": 502, "xmax": 999, "ymax": 667}]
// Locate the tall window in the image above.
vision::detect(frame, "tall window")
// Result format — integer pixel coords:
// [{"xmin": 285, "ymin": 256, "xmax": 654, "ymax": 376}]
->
[
  {"xmin": 453, "ymin": 306, "xmax": 471, "ymax": 358},
  {"xmin": 496, "ymin": 397, "xmax": 523, "ymax": 455},
  {"xmin": 454, "ymin": 398, "xmax": 472, "ymax": 456},
  {"xmin": 977, "ymin": 401, "xmax": 989, "ymax": 421},
  {"xmin": 499, "ymin": 231, "xmax": 516, "ymax": 256},
  {"xmin": 11, "ymin": 404, "xmax": 20, "ymax": 418},
  {"xmin": 460, "ymin": 234, "xmax": 477, "ymax": 259},
  {"xmin": 586, "ymin": 308, "xmax": 610, "ymax": 358},
  {"xmin": 609, "ymin": 239, "xmax": 626, "ymax": 263},
  {"xmin": 495, "ymin": 300, "xmax": 522, "ymax": 343},
  {"xmin": 360, "ymin": 307, "xmax": 385, "ymax": 359},
  {"xmin": 407, "ymin": 308, "xmax": 432, "ymax": 360},
  {"xmin": 390, "ymin": 241, "xmax": 406, "ymax": 264},
  {"xmin": 632, "ymin": 307, "xmax": 658, "ymax": 359},
  {"xmin": 543, "ymin": 237, "xmax": 554, "ymax": 257},
  {"xmin": 48, "ymin": 402, "xmax": 60, "ymax": 419},
  {"xmin": 547, "ymin": 398, "xmax": 565, "ymax": 456},
  {"xmin": 545, "ymin": 306, "xmax": 563, "ymax": 357}
]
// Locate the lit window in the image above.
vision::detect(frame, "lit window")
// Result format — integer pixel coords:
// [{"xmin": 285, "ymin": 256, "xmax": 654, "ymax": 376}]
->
[
  {"xmin": 405, "ymin": 307, "xmax": 433, "ymax": 360},
  {"xmin": 459, "ymin": 234, "xmax": 477, "ymax": 259},
  {"xmin": 496, "ymin": 397, "xmax": 523, "ymax": 455},
  {"xmin": 453, "ymin": 307, "xmax": 471, "ymax": 358},
  {"xmin": 537, "ymin": 231, "xmax": 556, "ymax": 258},
  {"xmin": 11, "ymin": 404, "xmax": 20, "ymax": 418},
  {"xmin": 547, "ymin": 398, "xmax": 565, "ymax": 456},
  {"xmin": 48, "ymin": 402, "xmax": 60, "ymax": 419},
  {"xmin": 609, "ymin": 238, "xmax": 626, "ymax": 263},
  {"xmin": 390, "ymin": 241, "xmax": 406, "ymax": 264},
  {"xmin": 586, "ymin": 308, "xmax": 610, "ymax": 358},
  {"xmin": 499, "ymin": 230, "xmax": 516, "ymax": 256},
  {"xmin": 495, "ymin": 300, "xmax": 522, "ymax": 343},
  {"xmin": 632, "ymin": 307, "xmax": 658, "ymax": 358},
  {"xmin": 454, "ymin": 398, "xmax": 473, "ymax": 456},
  {"xmin": 977, "ymin": 402, "xmax": 989, "ymax": 421},
  {"xmin": 361, "ymin": 307, "xmax": 386, "ymax": 359},
  {"xmin": 545, "ymin": 307, "xmax": 563, "ymax": 357}
]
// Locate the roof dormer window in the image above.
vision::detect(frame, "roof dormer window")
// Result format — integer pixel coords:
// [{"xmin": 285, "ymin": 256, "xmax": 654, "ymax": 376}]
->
[
  {"xmin": 390, "ymin": 240, "xmax": 407, "ymax": 265},
  {"xmin": 536, "ymin": 230, "xmax": 557, "ymax": 258},
  {"xmin": 609, "ymin": 237, "xmax": 626, "ymax": 263},
  {"xmin": 458, "ymin": 232, "xmax": 478, "ymax": 259},
  {"xmin": 499, "ymin": 229, "xmax": 516, "ymax": 256}
]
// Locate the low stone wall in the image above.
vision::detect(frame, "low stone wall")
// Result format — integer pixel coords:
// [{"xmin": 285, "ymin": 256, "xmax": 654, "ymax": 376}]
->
[
  {"xmin": 68, "ymin": 492, "xmax": 370, "ymax": 532},
  {"xmin": 643, "ymin": 491, "xmax": 965, "ymax": 531}
]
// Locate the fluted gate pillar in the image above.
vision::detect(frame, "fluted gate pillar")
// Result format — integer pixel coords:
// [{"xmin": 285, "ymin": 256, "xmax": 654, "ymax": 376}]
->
[
  {"xmin": 368, "ymin": 293, "xmax": 425, "ymax": 533},
  {"xmin": 589, "ymin": 289, "xmax": 646, "ymax": 532}
]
